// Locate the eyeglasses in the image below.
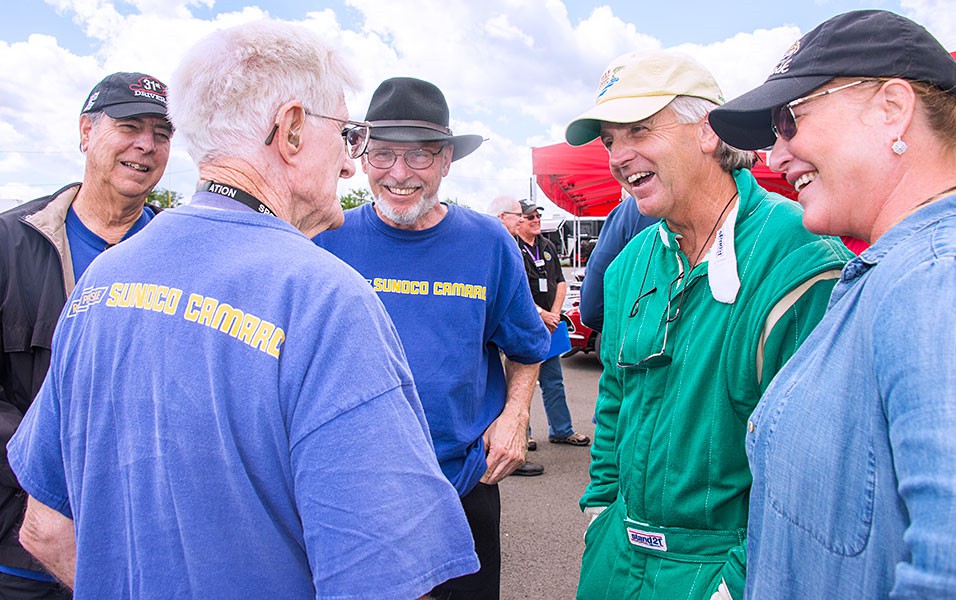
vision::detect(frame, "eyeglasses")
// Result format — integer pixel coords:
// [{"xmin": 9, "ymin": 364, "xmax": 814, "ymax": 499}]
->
[
  {"xmin": 523, "ymin": 212, "xmax": 541, "ymax": 221},
  {"xmin": 364, "ymin": 146, "xmax": 445, "ymax": 170},
  {"xmin": 616, "ymin": 270, "xmax": 691, "ymax": 370},
  {"xmin": 500, "ymin": 211, "xmax": 523, "ymax": 217},
  {"xmin": 264, "ymin": 110, "xmax": 371, "ymax": 159},
  {"xmin": 771, "ymin": 79, "xmax": 875, "ymax": 141},
  {"xmin": 312, "ymin": 114, "xmax": 371, "ymax": 159}
]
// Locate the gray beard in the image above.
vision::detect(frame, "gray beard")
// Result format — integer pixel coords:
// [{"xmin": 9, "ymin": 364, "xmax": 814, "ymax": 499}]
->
[{"xmin": 373, "ymin": 192, "xmax": 440, "ymax": 227}]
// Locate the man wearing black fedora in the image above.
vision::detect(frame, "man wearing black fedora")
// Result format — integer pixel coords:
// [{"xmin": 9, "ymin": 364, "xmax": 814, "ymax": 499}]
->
[{"xmin": 315, "ymin": 77, "xmax": 550, "ymax": 598}]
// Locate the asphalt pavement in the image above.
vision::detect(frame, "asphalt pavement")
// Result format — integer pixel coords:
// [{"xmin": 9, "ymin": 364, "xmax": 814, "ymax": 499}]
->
[{"xmin": 499, "ymin": 350, "xmax": 603, "ymax": 600}]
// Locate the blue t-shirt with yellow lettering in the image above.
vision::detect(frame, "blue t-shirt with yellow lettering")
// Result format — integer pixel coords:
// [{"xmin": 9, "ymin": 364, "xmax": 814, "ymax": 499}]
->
[
  {"xmin": 314, "ymin": 202, "xmax": 550, "ymax": 496},
  {"xmin": 9, "ymin": 200, "xmax": 479, "ymax": 599}
]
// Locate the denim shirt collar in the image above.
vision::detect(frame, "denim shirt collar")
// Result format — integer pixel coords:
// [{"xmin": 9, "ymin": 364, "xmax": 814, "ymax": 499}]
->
[{"xmin": 842, "ymin": 194, "xmax": 956, "ymax": 284}]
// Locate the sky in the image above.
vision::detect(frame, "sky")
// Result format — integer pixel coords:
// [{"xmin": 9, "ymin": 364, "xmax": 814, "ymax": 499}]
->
[{"xmin": 2, "ymin": 0, "xmax": 955, "ymax": 215}]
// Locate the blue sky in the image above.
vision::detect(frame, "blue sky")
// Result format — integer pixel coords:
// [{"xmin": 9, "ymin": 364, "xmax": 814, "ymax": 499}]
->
[{"xmin": 2, "ymin": 0, "xmax": 953, "ymax": 213}]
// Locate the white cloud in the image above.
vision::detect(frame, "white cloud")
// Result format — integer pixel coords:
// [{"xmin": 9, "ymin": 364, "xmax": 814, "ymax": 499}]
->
[
  {"xmin": 899, "ymin": 0, "xmax": 956, "ymax": 49},
  {"xmin": 0, "ymin": 0, "xmax": 848, "ymax": 214},
  {"xmin": 675, "ymin": 26, "xmax": 804, "ymax": 102}
]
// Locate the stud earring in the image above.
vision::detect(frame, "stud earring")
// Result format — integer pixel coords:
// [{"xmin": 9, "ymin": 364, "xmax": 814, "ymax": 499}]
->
[{"xmin": 891, "ymin": 136, "xmax": 907, "ymax": 156}]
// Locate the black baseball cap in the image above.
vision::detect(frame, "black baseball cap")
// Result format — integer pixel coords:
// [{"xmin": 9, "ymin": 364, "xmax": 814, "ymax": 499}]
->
[
  {"xmin": 519, "ymin": 199, "xmax": 542, "ymax": 215},
  {"xmin": 709, "ymin": 10, "xmax": 956, "ymax": 150},
  {"xmin": 80, "ymin": 72, "xmax": 170, "ymax": 121}
]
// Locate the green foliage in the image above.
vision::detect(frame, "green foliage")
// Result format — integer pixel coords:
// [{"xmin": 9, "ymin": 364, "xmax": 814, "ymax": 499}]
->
[
  {"xmin": 338, "ymin": 188, "xmax": 462, "ymax": 210},
  {"xmin": 340, "ymin": 188, "xmax": 373, "ymax": 209},
  {"xmin": 147, "ymin": 188, "xmax": 184, "ymax": 208}
]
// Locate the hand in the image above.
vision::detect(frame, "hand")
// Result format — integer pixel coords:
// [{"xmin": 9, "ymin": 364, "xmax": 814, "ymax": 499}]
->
[
  {"xmin": 540, "ymin": 310, "xmax": 560, "ymax": 333},
  {"xmin": 479, "ymin": 407, "xmax": 529, "ymax": 484},
  {"xmin": 709, "ymin": 578, "xmax": 733, "ymax": 600},
  {"xmin": 583, "ymin": 505, "xmax": 607, "ymax": 541}
]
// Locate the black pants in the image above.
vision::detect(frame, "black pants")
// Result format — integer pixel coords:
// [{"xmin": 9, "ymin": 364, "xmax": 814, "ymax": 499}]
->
[
  {"xmin": 0, "ymin": 573, "xmax": 71, "ymax": 600},
  {"xmin": 430, "ymin": 482, "xmax": 501, "ymax": 600}
]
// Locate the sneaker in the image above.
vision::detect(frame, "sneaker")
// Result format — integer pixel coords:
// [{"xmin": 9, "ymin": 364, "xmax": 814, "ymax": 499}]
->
[
  {"xmin": 548, "ymin": 432, "xmax": 591, "ymax": 446},
  {"xmin": 511, "ymin": 461, "xmax": 544, "ymax": 477},
  {"xmin": 527, "ymin": 437, "xmax": 537, "ymax": 451}
]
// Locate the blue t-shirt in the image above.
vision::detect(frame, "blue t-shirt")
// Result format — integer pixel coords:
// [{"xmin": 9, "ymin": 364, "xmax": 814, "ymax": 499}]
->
[
  {"xmin": 579, "ymin": 196, "xmax": 658, "ymax": 332},
  {"xmin": 314, "ymin": 203, "xmax": 550, "ymax": 495},
  {"xmin": 9, "ymin": 199, "xmax": 478, "ymax": 599},
  {"xmin": 65, "ymin": 204, "xmax": 153, "ymax": 278}
]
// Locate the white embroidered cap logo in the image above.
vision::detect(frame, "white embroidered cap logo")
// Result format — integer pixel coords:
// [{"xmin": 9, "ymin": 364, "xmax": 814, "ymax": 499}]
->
[
  {"xmin": 772, "ymin": 40, "xmax": 801, "ymax": 75},
  {"xmin": 83, "ymin": 91, "xmax": 100, "ymax": 112}
]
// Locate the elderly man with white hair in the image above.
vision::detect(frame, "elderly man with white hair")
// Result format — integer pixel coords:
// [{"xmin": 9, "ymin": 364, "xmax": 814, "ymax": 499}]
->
[
  {"xmin": 7, "ymin": 20, "xmax": 478, "ymax": 600},
  {"xmin": 487, "ymin": 195, "xmax": 523, "ymax": 236}
]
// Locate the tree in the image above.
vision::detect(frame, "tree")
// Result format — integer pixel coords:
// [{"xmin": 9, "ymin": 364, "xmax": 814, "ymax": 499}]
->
[
  {"xmin": 147, "ymin": 188, "xmax": 184, "ymax": 208},
  {"xmin": 339, "ymin": 188, "xmax": 463, "ymax": 209},
  {"xmin": 340, "ymin": 188, "xmax": 372, "ymax": 209}
]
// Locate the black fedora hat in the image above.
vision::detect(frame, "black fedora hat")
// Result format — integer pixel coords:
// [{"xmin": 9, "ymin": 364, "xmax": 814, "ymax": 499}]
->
[{"xmin": 364, "ymin": 77, "xmax": 484, "ymax": 162}]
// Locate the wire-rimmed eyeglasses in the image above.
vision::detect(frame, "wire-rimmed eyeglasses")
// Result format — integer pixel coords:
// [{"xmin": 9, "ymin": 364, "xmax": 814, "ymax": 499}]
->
[
  {"xmin": 264, "ymin": 111, "xmax": 371, "ymax": 159},
  {"xmin": 364, "ymin": 146, "xmax": 446, "ymax": 170}
]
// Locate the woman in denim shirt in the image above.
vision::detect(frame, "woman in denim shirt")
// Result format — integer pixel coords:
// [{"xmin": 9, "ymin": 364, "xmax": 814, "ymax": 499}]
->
[{"xmin": 708, "ymin": 9, "xmax": 956, "ymax": 599}]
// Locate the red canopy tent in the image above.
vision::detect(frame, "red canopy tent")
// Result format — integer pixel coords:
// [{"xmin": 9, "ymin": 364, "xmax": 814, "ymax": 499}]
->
[{"xmin": 531, "ymin": 139, "xmax": 794, "ymax": 217}]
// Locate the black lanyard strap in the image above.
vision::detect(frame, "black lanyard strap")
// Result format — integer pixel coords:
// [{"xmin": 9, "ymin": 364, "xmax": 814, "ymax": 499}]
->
[{"xmin": 198, "ymin": 181, "xmax": 276, "ymax": 217}]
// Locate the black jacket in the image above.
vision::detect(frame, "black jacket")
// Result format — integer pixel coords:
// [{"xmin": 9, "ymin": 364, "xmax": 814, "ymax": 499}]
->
[{"xmin": 0, "ymin": 184, "xmax": 159, "ymax": 570}]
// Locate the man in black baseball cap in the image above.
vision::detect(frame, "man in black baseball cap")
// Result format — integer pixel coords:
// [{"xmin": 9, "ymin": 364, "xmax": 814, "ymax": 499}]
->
[
  {"xmin": 0, "ymin": 71, "xmax": 171, "ymax": 598},
  {"xmin": 709, "ymin": 9, "xmax": 956, "ymax": 150},
  {"xmin": 80, "ymin": 71, "xmax": 170, "ymax": 121}
]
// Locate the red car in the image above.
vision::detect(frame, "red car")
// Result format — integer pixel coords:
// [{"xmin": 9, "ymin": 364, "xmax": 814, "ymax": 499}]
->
[{"xmin": 560, "ymin": 270, "xmax": 599, "ymax": 357}]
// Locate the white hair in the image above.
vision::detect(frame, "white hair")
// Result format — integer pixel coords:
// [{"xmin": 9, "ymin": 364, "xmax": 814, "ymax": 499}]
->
[
  {"xmin": 669, "ymin": 96, "xmax": 757, "ymax": 172},
  {"xmin": 486, "ymin": 195, "xmax": 520, "ymax": 215},
  {"xmin": 168, "ymin": 20, "xmax": 356, "ymax": 166}
]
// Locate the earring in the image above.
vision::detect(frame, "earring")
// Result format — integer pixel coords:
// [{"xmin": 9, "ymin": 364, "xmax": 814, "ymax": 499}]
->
[{"xmin": 891, "ymin": 135, "xmax": 907, "ymax": 156}]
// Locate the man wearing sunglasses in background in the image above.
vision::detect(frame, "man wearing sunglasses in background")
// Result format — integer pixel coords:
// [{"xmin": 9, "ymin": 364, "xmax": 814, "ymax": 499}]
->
[
  {"xmin": 564, "ymin": 50, "xmax": 852, "ymax": 599},
  {"xmin": 515, "ymin": 199, "xmax": 590, "ymax": 453},
  {"xmin": 314, "ymin": 77, "xmax": 549, "ymax": 599}
]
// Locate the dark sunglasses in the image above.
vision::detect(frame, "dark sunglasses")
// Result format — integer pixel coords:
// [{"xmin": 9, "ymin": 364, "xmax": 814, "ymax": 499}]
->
[
  {"xmin": 771, "ymin": 79, "xmax": 875, "ymax": 141},
  {"xmin": 523, "ymin": 212, "xmax": 541, "ymax": 221}
]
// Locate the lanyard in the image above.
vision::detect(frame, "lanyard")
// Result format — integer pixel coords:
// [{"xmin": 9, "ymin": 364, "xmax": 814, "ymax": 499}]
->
[
  {"xmin": 522, "ymin": 240, "xmax": 541, "ymax": 262},
  {"xmin": 197, "ymin": 181, "xmax": 276, "ymax": 217}
]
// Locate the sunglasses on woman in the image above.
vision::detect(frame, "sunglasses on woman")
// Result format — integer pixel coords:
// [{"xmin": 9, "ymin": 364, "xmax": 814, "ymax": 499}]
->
[{"xmin": 771, "ymin": 79, "xmax": 875, "ymax": 140}]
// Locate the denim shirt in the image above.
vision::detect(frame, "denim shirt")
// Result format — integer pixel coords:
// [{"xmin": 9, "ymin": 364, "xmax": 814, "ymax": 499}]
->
[{"xmin": 745, "ymin": 195, "xmax": 956, "ymax": 598}]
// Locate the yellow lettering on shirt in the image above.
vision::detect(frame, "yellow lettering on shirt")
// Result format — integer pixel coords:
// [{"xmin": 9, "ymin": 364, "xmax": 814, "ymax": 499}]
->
[{"xmin": 100, "ymin": 283, "xmax": 284, "ymax": 359}]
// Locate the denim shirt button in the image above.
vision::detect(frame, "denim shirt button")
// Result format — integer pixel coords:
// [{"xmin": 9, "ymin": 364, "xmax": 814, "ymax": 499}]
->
[{"xmin": 748, "ymin": 421, "xmax": 755, "ymax": 433}]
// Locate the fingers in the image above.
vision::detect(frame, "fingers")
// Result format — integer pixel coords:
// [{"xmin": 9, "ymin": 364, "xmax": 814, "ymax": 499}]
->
[{"xmin": 481, "ymin": 436, "xmax": 527, "ymax": 484}]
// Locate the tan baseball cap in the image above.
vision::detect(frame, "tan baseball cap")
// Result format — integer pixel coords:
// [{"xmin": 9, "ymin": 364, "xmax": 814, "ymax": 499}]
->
[{"xmin": 565, "ymin": 50, "xmax": 725, "ymax": 146}]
